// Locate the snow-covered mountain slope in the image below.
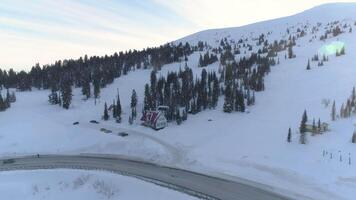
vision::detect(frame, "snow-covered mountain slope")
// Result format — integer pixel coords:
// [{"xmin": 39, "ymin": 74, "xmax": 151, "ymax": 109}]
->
[
  {"xmin": 1, "ymin": 3, "xmax": 356, "ymax": 200},
  {"xmin": 176, "ymin": 2, "xmax": 356, "ymax": 46}
]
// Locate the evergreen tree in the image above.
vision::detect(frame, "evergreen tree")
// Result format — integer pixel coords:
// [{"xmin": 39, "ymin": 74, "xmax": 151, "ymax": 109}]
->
[
  {"xmin": 131, "ymin": 89, "xmax": 138, "ymax": 119},
  {"xmin": 144, "ymin": 84, "xmax": 151, "ymax": 111},
  {"xmin": 352, "ymin": 130, "xmax": 356, "ymax": 143},
  {"xmin": 288, "ymin": 45, "xmax": 294, "ymax": 59},
  {"xmin": 112, "ymin": 99, "xmax": 117, "ymax": 119},
  {"xmin": 299, "ymin": 110, "xmax": 308, "ymax": 144},
  {"xmin": 300, "ymin": 132, "xmax": 307, "ymax": 144},
  {"xmin": 150, "ymin": 71, "xmax": 157, "ymax": 110},
  {"xmin": 223, "ymin": 84, "xmax": 233, "ymax": 113},
  {"xmin": 318, "ymin": 118, "xmax": 321, "ymax": 133},
  {"xmin": 331, "ymin": 100, "xmax": 336, "ymax": 121},
  {"xmin": 0, "ymin": 94, "xmax": 5, "ymax": 111},
  {"xmin": 81, "ymin": 79, "xmax": 91, "ymax": 99},
  {"xmin": 312, "ymin": 118, "xmax": 317, "ymax": 135},
  {"xmin": 212, "ymin": 78, "xmax": 219, "ymax": 108},
  {"xmin": 340, "ymin": 103, "xmax": 345, "ymax": 118},
  {"xmin": 5, "ymin": 89, "xmax": 11, "ymax": 108},
  {"xmin": 300, "ymin": 110, "xmax": 308, "ymax": 133},
  {"xmin": 287, "ymin": 127, "xmax": 292, "ymax": 143},
  {"xmin": 198, "ymin": 54, "xmax": 203, "ymax": 67},
  {"xmin": 128, "ymin": 115, "xmax": 133, "ymax": 125},
  {"xmin": 48, "ymin": 90, "xmax": 59, "ymax": 105},
  {"xmin": 61, "ymin": 78, "xmax": 72, "ymax": 109},
  {"xmin": 116, "ymin": 91, "xmax": 122, "ymax": 123},
  {"xmin": 93, "ymin": 79, "xmax": 100, "ymax": 103},
  {"xmin": 103, "ymin": 102, "xmax": 109, "ymax": 121},
  {"xmin": 306, "ymin": 59, "xmax": 311, "ymax": 70}
]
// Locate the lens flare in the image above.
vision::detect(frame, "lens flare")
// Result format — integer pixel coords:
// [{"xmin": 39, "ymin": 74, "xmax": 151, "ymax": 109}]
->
[{"xmin": 318, "ymin": 41, "xmax": 345, "ymax": 56}]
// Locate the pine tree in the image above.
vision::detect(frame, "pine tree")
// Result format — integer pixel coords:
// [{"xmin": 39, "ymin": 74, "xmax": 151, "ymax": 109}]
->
[
  {"xmin": 112, "ymin": 100, "xmax": 117, "ymax": 119},
  {"xmin": 331, "ymin": 100, "xmax": 336, "ymax": 121},
  {"xmin": 306, "ymin": 59, "xmax": 311, "ymax": 70},
  {"xmin": 318, "ymin": 118, "xmax": 321, "ymax": 134},
  {"xmin": 288, "ymin": 45, "xmax": 294, "ymax": 59},
  {"xmin": 131, "ymin": 89, "xmax": 138, "ymax": 119},
  {"xmin": 116, "ymin": 91, "xmax": 122, "ymax": 123},
  {"xmin": 128, "ymin": 115, "xmax": 133, "ymax": 125},
  {"xmin": 48, "ymin": 90, "xmax": 59, "ymax": 105},
  {"xmin": 352, "ymin": 130, "xmax": 356, "ymax": 143},
  {"xmin": 300, "ymin": 110, "xmax": 308, "ymax": 133},
  {"xmin": 61, "ymin": 79, "xmax": 72, "ymax": 109},
  {"xmin": 150, "ymin": 71, "xmax": 157, "ymax": 110},
  {"xmin": 5, "ymin": 89, "xmax": 11, "ymax": 108},
  {"xmin": 144, "ymin": 84, "xmax": 151, "ymax": 111},
  {"xmin": 287, "ymin": 127, "xmax": 292, "ymax": 143},
  {"xmin": 0, "ymin": 94, "xmax": 5, "ymax": 111},
  {"xmin": 300, "ymin": 132, "xmax": 307, "ymax": 144},
  {"xmin": 223, "ymin": 84, "xmax": 233, "ymax": 113},
  {"xmin": 93, "ymin": 79, "xmax": 100, "ymax": 103},
  {"xmin": 81, "ymin": 79, "xmax": 91, "ymax": 99},
  {"xmin": 312, "ymin": 118, "xmax": 316, "ymax": 135},
  {"xmin": 198, "ymin": 54, "xmax": 203, "ymax": 67},
  {"xmin": 103, "ymin": 102, "xmax": 109, "ymax": 121},
  {"xmin": 340, "ymin": 103, "xmax": 345, "ymax": 118}
]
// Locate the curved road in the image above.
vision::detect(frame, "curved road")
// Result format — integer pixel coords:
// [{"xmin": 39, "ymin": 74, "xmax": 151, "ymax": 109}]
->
[{"xmin": 0, "ymin": 154, "xmax": 292, "ymax": 200}]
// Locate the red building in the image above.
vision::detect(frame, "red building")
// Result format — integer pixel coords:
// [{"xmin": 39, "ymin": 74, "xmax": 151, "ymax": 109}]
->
[{"xmin": 141, "ymin": 110, "xmax": 167, "ymax": 130}]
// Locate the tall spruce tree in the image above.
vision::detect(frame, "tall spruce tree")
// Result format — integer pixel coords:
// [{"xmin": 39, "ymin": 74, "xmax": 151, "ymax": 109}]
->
[
  {"xmin": 306, "ymin": 59, "xmax": 311, "ymax": 70},
  {"xmin": 116, "ymin": 91, "xmax": 122, "ymax": 122},
  {"xmin": 103, "ymin": 102, "xmax": 109, "ymax": 121},
  {"xmin": 61, "ymin": 78, "xmax": 72, "ymax": 109},
  {"xmin": 331, "ymin": 100, "xmax": 336, "ymax": 121},
  {"xmin": 131, "ymin": 89, "xmax": 138, "ymax": 119},
  {"xmin": 300, "ymin": 110, "xmax": 308, "ymax": 133},
  {"xmin": 287, "ymin": 128, "xmax": 292, "ymax": 143},
  {"xmin": 144, "ymin": 84, "xmax": 151, "ymax": 111},
  {"xmin": 0, "ymin": 94, "xmax": 5, "ymax": 111},
  {"xmin": 352, "ymin": 130, "xmax": 356, "ymax": 143}
]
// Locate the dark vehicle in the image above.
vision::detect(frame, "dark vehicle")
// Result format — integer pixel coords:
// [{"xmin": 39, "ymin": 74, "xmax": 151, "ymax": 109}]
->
[
  {"xmin": 73, "ymin": 122, "xmax": 79, "ymax": 125},
  {"xmin": 2, "ymin": 159, "xmax": 15, "ymax": 164},
  {"xmin": 90, "ymin": 120, "xmax": 99, "ymax": 124},
  {"xmin": 119, "ymin": 132, "xmax": 129, "ymax": 137}
]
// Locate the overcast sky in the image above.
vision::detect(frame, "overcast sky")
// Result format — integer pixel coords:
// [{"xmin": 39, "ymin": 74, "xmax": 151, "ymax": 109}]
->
[{"xmin": 0, "ymin": 0, "xmax": 355, "ymax": 70}]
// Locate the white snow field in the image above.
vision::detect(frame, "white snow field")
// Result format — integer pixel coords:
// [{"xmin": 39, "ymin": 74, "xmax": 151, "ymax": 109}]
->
[
  {"xmin": 0, "ymin": 170, "xmax": 196, "ymax": 200},
  {"xmin": 1, "ymin": 2, "xmax": 356, "ymax": 200}
]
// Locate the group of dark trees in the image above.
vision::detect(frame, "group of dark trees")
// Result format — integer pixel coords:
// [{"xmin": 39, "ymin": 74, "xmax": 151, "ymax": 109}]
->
[
  {"xmin": 222, "ymin": 53, "xmax": 275, "ymax": 113},
  {"xmin": 198, "ymin": 51, "xmax": 219, "ymax": 67},
  {"xmin": 331, "ymin": 87, "xmax": 356, "ymax": 121},
  {"xmin": 140, "ymin": 49, "xmax": 275, "ymax": 124},
  {"xmin": 0, "ymin": 89, "xmax": 16, "ymax": 112},
  {"xmin": 103, "ymin": 91, "xmax": 122, "ymax": 122},
  {"xmin": 0, "ymin": 42, "xmax": 194, "ymax": 109},
  {"xmin": 142, "ymin": 67, "xmax": 219, "ymax": 124},
  {"xmin": 339, "ymin": 87, "xmax": 356, "ymax": 119}
]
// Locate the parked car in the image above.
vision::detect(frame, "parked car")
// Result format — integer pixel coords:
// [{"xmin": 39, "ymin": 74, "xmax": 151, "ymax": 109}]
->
[
  {"xmin": 119, "ymin": 132, "xmax": 129, "ymax": 137},
  {"xmin": 90, "ymin": 120, "xmax": 99, "ymax": 124},
  {"xmin": 2, "ymin": 159, "xmax": 15, "ymax": 164}
]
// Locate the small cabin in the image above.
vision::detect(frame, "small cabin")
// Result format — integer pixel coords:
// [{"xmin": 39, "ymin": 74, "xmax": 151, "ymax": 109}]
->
[{"xmin": 141, "ymin": 110, "xmax": 167, "ymax": 130}]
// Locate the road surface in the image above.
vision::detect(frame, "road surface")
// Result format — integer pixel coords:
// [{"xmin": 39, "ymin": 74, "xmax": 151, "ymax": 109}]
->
[{"xmin": 0, "ymin": 154, "xmax": 293, "ymax": 200}]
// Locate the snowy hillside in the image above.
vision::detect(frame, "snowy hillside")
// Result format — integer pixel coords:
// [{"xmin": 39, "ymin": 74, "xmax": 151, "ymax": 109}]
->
[
  {"xmin": 0, "ymin": 170, "xmax": 196, "ymax": 200},
  {"xmin": 1, "ymin": 3, "xmax": 356, "ymax": 200}
]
